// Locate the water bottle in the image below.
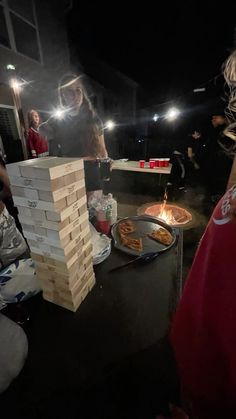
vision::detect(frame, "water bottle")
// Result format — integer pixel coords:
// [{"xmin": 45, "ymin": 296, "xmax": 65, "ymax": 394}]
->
[{"xmin": 107, "ymin": 193, "xmax": 117, "ymax": 225}]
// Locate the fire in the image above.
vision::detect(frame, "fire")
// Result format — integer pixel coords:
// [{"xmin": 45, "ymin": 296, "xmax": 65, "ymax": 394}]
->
[{"xmin": 145, "ymin": 202, "xmax": 192, "ymax": 226}]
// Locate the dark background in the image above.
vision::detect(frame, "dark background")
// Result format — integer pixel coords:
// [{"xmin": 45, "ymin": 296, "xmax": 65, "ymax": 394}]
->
[{"xmin": 67, "ymin": 2, "xmax": 235, "ymax": 103}]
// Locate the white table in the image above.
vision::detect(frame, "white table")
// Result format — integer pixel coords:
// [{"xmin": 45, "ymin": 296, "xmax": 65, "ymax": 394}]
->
[{"xmin": 112, "ymin": 160, "xmax": 172, "ymax": 185}]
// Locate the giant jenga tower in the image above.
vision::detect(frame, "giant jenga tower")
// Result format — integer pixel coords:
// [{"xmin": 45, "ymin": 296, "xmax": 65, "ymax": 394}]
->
[{"xmin": 6, "ymin": 157, "xmax": 95, "ymax": 312}]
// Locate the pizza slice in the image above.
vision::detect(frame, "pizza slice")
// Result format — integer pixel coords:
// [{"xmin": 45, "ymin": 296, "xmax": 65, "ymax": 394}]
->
[
  {"xmin": 148, "ymin": 227, "xmax": 173, "ymax": 246},
  {"xmin": 120, "ymin": 234, "xmax": 143, "ymax": 252},
  {"xmin": 118, "ymin": 220, "xmax": 136, "ymax": 235}
]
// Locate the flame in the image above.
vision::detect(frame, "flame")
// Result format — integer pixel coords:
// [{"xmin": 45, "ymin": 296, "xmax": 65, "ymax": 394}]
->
[{"xmin": 158, "ymin": 201, "xmax": 179, "ymax": 224}]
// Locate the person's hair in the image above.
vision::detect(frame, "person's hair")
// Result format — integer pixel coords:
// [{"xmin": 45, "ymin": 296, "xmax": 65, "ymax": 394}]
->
[
  {"xmin": 223, "ymin": 50, "xmax": 236, "ymax": 143},
  {"xmin": 27, "ymin": 109, "xmax": 41, "ymax": 129},
  {"xmin": 58, "ymin": 73, "xmax": 103, "ymax": 157}
]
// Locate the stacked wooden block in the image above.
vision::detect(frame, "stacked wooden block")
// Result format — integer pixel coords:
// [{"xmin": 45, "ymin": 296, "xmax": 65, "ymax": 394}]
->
[{"xmin": 6, "ymin": 157, "xmax": 95, "ymax": 312}]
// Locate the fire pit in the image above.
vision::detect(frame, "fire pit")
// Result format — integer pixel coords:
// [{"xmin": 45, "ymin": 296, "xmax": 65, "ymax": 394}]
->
[{"xmin": 137, "ymin": 201, "xmax": 193, "ymax": 228}]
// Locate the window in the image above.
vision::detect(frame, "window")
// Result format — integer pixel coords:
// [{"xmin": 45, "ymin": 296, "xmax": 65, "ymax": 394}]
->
[
  {"xmin": 8, "ymin": 0, "xmax": 35, "ymax": 23},
  {"xmin": 0, "ymin": 0, "xmax": 42, "ymax": 63},
  {"xmin": 11, "ymin": 12, "xmax": 39, "ymax": 61},
  {"xmin": 0, "ymin": 5, "xmax": 10, "ymax": 47}
]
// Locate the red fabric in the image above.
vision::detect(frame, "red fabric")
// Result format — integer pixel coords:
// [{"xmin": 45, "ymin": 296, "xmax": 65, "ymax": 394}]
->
[
  {"xmin": 27, "ymin": 127, "xmax": 48, "ymax": 158},
  {"xmin": 171, "ymin": 185, "xmax": 236, "ymax": 413}
]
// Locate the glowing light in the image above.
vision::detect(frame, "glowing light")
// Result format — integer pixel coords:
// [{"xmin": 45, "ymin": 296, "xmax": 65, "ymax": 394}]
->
[
  {"xmin": 53, "ymin": 108, "xmax": 66, "ymax": 119},
  {"xmin": 10, "ymin": 78, "xmax": 22, "ymax": 91},
  {"xmin": 105, "ymin": 120, "xmax": 115, "ymax": 130},
  {"xmin": 166, "ymin": 107, "xmax": 180, "ymax": 121},
  {"xmin": 153, "ymin": 113, "xmax": 159, "ymax": 122},
  {"xmin": 6, "ymin": 64, "xmax": 16, "ymax": 70}
]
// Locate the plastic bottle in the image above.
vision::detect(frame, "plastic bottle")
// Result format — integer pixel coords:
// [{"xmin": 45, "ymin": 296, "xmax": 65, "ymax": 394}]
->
[{"xmin": 107, "ymin": 193, "xmax": 117, "ymax": 225}]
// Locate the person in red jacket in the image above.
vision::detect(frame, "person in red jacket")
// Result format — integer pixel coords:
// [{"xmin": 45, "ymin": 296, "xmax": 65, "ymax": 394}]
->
[
  {"xmin": 170, "ymin": 48, "xmax": 236, "ymax": 418},
  {"xmin": 27, "ymin": 110, "xmax": 48, "ymax": 158}
]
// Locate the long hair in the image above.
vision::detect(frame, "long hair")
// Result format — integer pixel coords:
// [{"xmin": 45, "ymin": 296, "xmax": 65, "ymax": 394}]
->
[
  {"xmin": 27, "ymin": 109, "xmax": 41, "ymax": 129},
  {"xmin": 223, "ymin": 50, "xmax": 236, "ymax": 144},
  {"xmin": 58, "ymin": 74, "xmax": 103, "ymax": 157}
]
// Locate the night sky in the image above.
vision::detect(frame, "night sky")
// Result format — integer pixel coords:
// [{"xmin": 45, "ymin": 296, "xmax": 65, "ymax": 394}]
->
[{"xmin": 68, "ymin": 2, "xmax": 235, "ymax": 104}]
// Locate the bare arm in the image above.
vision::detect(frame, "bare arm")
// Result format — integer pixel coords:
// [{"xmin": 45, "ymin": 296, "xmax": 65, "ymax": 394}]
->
[
  {"xmin": 227, "ymin": 155, "xmax": 236, "ymax": 190},
  {"xmin": 187, "ymin": 147, "xmax": 193, "ymax": 160},
  {"xmin": 98, "ymin": 134, "xmax": 108, "ymax": 158}
]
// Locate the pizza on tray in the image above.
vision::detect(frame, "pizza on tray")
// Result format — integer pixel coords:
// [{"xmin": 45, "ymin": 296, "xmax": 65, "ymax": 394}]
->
[
  {"xmin": 120, "ymin": 233, "xmax": 143, "ymax": 252},
  {"xmin": 118, "ymin": 220, "xmax": 136, "ymax": 235},
  {"xmin": 148, "ymin": 227, "xmax": 173, "ymax": 246}
]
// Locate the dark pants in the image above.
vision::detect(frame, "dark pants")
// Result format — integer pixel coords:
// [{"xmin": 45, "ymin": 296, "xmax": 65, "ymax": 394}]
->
[{"xmin": 169, "ymin": 152, "xmax": 186, "ymax": 188}]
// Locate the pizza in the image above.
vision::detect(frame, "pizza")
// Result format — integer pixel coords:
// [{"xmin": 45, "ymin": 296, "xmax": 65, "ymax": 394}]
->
[
  {"xmin": 118, "ymin": 220, "xmax": 136, "ymax": 235},
  {"xmin": 148, "ymin": 227, "xmax": 173, "ymax": 246},
  {"xmin": 120, "ymin": 233, "xmax": 143, "ymax": 252}
]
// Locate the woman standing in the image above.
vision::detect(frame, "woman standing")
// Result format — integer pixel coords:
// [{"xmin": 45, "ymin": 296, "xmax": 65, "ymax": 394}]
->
[
  {"xmin": 27, "ymin": 110, "xmax": 49, "ymax": 158},
  {"xmin": 40, "ymin": 74, "xmax": 108, "ymax": 197},
  {"xmin": 170, "ymin": 49, "xmax": 236, "ymax": 418}
]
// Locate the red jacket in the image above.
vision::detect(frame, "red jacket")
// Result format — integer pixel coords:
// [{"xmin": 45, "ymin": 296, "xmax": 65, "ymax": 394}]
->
[
  {"xmin": 27, "ymin": 127, "xmax": 48, "ymax": 158},
  {"xmin": 171, "ymin": 185, "xmax": 236, "ymax": 416}
]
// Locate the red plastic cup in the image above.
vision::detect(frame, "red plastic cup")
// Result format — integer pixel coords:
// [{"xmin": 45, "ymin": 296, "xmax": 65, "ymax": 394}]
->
[
  {"xmin": 139, "ymin": 160, "xmax": 145, "ymax": 168},
  {"xmin": 149, "ymin": 160, "xmax": 155, "ymax": 169},
  {"xmin": 159, "ymin": 158, "xmax": 165, "ymax": 167},
  {"xmin": 164, "ymin": 158, "xmax": 170, "ymax": 167},
  {"xmin": 156, "ymin": 159, "xmax": 160, "ymax": 167}
]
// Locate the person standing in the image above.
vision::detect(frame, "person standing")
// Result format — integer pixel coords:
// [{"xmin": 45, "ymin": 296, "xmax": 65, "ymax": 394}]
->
[
  {"xmin": 27, "ymin": 110, "xmax": 49, "ymax": 158},
  {"xmin": 40, "ymin": 74, "xmax": 108, "ymax": 197},
  {"xmin": 170, "ymin": 49, "xmax": 236, "ymax": 418}
]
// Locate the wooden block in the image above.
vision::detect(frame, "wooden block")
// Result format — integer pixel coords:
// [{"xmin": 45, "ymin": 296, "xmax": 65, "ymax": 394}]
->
[
  {"xmin": 18, "ymin": 157, "xmax": 56, "ymax": 179},
  {"xmin": 7, "ymin": 157, "xmax": 55, "ymax": 177},
  {"xmin": 78, "ymin": 203, "xmax": 87, "ymax": 217},
  {"xmin": 24, "ymin": 188, "xmax": 39, "ymax": 200},
  {"xmin": 18, "ymin": 215, "xmax": 69, "ymax": 231},
  {"xmin": 20, "ymin": 158, "xmax": 84, "ymax": 180},
  {"xmin": 13, "ymin": 196, "xmax": 66, "ymax": 213},
  {"xmin": 11, "ymin": 185, "xmax": 25, "ymax": 197},
  {"xmin": 42, "ymin": 272, "xmax": 95, "ymax": 312},
  {"xmin": 41, "ymin": 267, "xmax": 94, "ymax": 301},
  {"xmin": 9, "ymin": 175, "xmax": 64, "ymax": 192},
  {"xmin": 66, "ymin": 192, "xmax": 77, "ymax": 206},
  {"xmin": 69, "ymin": 210, "xmax": 79, "ymax": 223},
  {"xmin": 82, "ymin": 230, "xmax": 91, "ymax": 246},
  {"xmin": 51, "ymin": 177, "xmax": 65, "ymax": 191},
  {"xmin": 58, "ymin": 211, "xmax": 88, "ymax": 240},
  {"xmin": 46, "ymin": 211, "xmax": 61, "ymax": 222},
  {"xmin": 61, "ymin": 234, "xmax": 71, "ymax": 248},
  {"xmin": 30, "ymin": 208, "xmax": 46, "ymax": 221},
  {"xmin": 6, "ymin": 163, "xmax": 21, "ymax": 177},
  {"xmin": 64, "ymin": 172, "xmax": 76, "ymax": 186},
  {"xmin": 47, "ymin": 229, "xmax": 60, "ymax": 241},
  {"xmin": 38, "ymin": 242, "xmax": 51, "ymax": 253},
  {"xmin": 38, "ymin": 181, "xmax": 85, "ymax": 202},
  {"xmin": 31, "ymin": 236, "xmax": 93, "ymax": 271},
  {"xmin": 79, "ymin": 219, "xmax": 89, "ymax": 232},
  {"xmin": 38, "ymin": 190, "xmax": 54, "ymax": 202},
  {"xmin": 70, "ymin": 226, "xmax": 80, "ymax": 240},
  {"xmin": 57, "ymin": 195, "xmax": 87, "ymax": 222},
  {"xmin": 34, "ymin": 226, "xmax": 47, "ymax": 236},
  {"xmin": 76, "ymin": 187, "xmax": 86, "ymax": 200},
  {"xmin": 17, "ymin": 206, "xmax": 31, "ymax": 218},
  {"xmin": 54, "ymin": 197, "xmax": 67, "ymax": 212},
  {"xmin": 75, "ymin": 170, "xmax": 84, "ymax": 181}
]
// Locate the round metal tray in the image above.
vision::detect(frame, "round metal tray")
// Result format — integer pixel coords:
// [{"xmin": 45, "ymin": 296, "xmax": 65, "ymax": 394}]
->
[{"xmin": 111, "ymin": 215, "xmax": 176, "ymax": 256}]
